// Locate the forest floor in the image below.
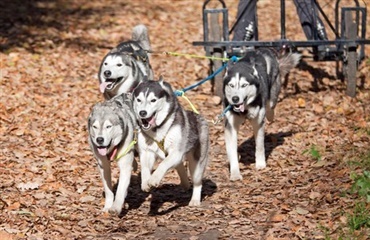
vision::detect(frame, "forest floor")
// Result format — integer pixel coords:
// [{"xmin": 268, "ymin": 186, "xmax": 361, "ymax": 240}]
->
[{"xmin": 1, "ymin": 0, "xmax": 370, "ymax": 239}]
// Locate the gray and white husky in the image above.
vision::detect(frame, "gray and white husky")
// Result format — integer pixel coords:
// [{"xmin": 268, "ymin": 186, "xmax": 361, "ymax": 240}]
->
[
  {"xmin": 223, "ymin": 48, "xmax": 301, "ymax": 181},
  {"xmin": 87, "ymin": 93, "xmax": 137, "ymax": 214},
  {"xmin": 98, "ymin": 24, "xmax": 154, "ymax": 99},
  {"xmin": 132, "ymin": 79, "xmax": 209, "ymax": 206}
]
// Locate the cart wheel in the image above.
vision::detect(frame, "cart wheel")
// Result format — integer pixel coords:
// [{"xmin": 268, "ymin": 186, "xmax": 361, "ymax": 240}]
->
[
  {"xmin": 209, "ymin": 13, "xmax": 225, "ymax": 99},
  {"xmin": 343, "ymin": 11, "xmax": 358, "ymax": 97}
]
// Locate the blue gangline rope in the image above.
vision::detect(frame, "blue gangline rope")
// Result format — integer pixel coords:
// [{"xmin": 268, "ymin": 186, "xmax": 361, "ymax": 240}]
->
[{"xmin": 174, "ymin": 56, "xmax": 239, "ymax": 96}]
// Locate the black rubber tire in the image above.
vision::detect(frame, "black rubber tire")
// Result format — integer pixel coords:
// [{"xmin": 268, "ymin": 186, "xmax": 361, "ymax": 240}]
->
[
  {"xmin": 344, "ymin": 11, "xmax": 358, "ymax": 97},
  {"xmin": 209, "ymin": 13, "xmax": 225, "ymax": 99}
]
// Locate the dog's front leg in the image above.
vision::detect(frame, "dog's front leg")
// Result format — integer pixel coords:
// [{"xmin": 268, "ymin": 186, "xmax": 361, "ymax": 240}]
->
[
  {"xmin": 224, "ymin": 113, "xmax": 244, "ymax": 181},
  {"xmin": 96, "ymin": 157, "xmax": 114, "ymax": 211},
  {"xmin": 109, "ymin": 152, "xmax": 135, "ymax": 215},
  {"xmin": 148, "ymin": 152, "xmax": 184, "ymax": 188},
  {"xmin": 139, "ymin": 150, "xmax": 157, "ymax": 192},
  {"xmin": 251, "ymin": 116, "xmax": 266, "ymax": 169}
]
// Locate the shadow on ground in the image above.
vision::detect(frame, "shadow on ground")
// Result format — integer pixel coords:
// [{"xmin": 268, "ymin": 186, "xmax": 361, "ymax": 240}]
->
[
  {"xmin": 111, "ymin": 174, "xmax": 217, "ymax": 217},
  {"xmin": 238, "ymin": 131, "xmax": 294, "ymax": 166},
  {"xmin": 148, "ymin": 179, "xmax": 217, "ymax": 216},
  {"xmin": 0, "ymin": 0, "xmax": 120, "ymax": 51}
]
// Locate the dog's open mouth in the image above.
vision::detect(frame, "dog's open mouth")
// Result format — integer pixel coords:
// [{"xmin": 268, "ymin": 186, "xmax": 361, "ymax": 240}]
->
[
  {"xmin": 99, "ymin": 77, "xmax": 124, "ymax": 93},
  {"xmin": 140, "ymin": 115, "xmax": 156, "ymax": 131},
  {"xmin": 233, "ymin": 103, "xmax": 245, "ymax": 113},
  {"xmin": 96, "ymin": 142, "xmax": 111, "ymax": 156}
]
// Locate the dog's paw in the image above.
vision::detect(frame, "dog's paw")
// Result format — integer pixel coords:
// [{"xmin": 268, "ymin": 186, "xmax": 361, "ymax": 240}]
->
[
  {"xmin": 255, "ymin": 161, "xmax": 266, "ymax": 170},
  {"xmin": 148, "ymin": 175, "xmax": 161, "ymax": 188},
  {"xmin": 108, "ymin": 204, "xmax": 123, "ymax": 215},
  {"xmin": 230, "ymin": 173, "xmax": 243, "ymax": 181},
  {"xmin": 103, "ymin": 207, "xmax": 110, "ymax": 213},
  {"xmin": 188, "ymin": 199, "xmax": 201, "ymax": 207},
  {"xmin": 230, "ymin": 169, "xmax": 243, "ymax": 181},
  {"xmin": 141, "ymin": 182, "xmax": 151, "ymax": 192},
  {"xmin": 103, "ymin": 200, "xmax": 114, "ymax": 212}
]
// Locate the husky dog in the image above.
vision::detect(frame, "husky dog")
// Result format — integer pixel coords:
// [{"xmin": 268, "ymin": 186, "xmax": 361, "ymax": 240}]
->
[
  {"xmin": 98, "ymin": 24, "xmax": 154, "ymax": 99},
  {"xmin": 88, "ymin": 93, "xmax": 137, "ymax": 214},
  {"xmin": 132, "ymin": 79, "xmax": 209, "ymax": 206},
  {"xmin": 223, "ymin": 48, "xmax": 301, "ymax": 181}
]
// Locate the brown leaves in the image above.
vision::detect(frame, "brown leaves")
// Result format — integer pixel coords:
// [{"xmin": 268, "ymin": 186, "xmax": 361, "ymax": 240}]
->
[{"xmin": 1, "ymin": 0, "xmax": 370, "ymax": 239}]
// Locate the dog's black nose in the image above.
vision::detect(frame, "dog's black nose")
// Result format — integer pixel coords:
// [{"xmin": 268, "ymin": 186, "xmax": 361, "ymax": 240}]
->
[
  {"xmin": 96, "ymin": 137, "xmax": 104, "ymax": 144},
  {"xmin": 232, "ymin": 96, "xmax": 240, "ymax": 103},
  {"xmin": 104, "ymin": 70, "xmax": 111, "ymax": 78},
  {"xmin": 139, "ymin": 111, "xmax": 147, "ymax": 117}
]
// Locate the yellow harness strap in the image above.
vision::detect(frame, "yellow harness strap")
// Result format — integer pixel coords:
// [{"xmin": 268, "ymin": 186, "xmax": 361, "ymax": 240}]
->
[{"xmin": 114, "ymin": 130, "xmax": 138, "ymax": 161}]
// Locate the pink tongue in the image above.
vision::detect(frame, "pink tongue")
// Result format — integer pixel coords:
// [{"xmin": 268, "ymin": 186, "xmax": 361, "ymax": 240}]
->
[
  {"xmin": 97, "ymin": 147, "xmax": 107, "ymax": 156},
  {"xmin": 240, "ymin": 104, "xmax": 245, "ymax": 112},
  {"xmin": 99, "ymin": 82, "xmax": 109, "ymax": 93},
  {"xmin": 148, "ymin": 117, "xmax": 156, "ymax": 126}
]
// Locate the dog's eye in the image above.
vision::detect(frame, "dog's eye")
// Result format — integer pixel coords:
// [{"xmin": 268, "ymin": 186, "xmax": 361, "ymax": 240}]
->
[
  {"xmin": 151, "ymin": 99, "xmax": 156, "ymax": 103},
  {"xmin": 104, "ymin": 62, "xmax": 107, "ymax": 66},
  {"xmin": 229, "ymin": 84, "xmax": 234, "ymax": 88},
  {"xmin": 136, "ymin": 98, "xmax": 141, "ymax": 103},
  {"xmin": 93, "ymin": 125, "xmax": 98, "ymax": 129},
  {"xmin": 106, "ymin": 125, "xmax": 112, "ymax": 129},
  {"xmin": 117, "ymin": 63, "xmax": 123, "ymax": 67},
  {"xmin": 241, "ymin": 83, "xmax": 248, "ymax": 88}
]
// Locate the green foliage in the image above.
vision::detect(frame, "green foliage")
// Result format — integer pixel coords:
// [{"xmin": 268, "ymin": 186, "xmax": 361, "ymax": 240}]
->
[
  {"xmin": 347, "ymin": 202, "xmax": 370, "ymax": 231},
  {"xmin": 350, "ymin": 171, "xmax": 370, "ymax": 202},
  {"xmin": 325, "ymin": 151, "xmax": 370, "ymax": 239},
  {"xmin": 318, "ymin": 225, "xmax": 332, "ymax": 240},
  {"xmin": 345, "ymin": 151, "xmax": 370, "ymax": 234},
  {"xmin": 303, "ymin": 145, "xmax": 321, "ymax": 161},
  {"xmin": 366, "ymin": 57, "xmax": 370, "ymax": 65}
]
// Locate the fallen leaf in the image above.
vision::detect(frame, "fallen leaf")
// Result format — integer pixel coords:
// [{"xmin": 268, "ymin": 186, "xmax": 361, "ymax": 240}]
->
[
  {"xmin": 296, "ymin": 207, "xmax": 309, "ymax": 215},
  {"xmin": 297, "ymin": 98, "xmax": 306, "ymax": 108},
  {"xmin": 270, "ymin": 213, "xmax": 285, "ymax": 222},
  {"xmin": 80, "ymin": 195, "xmax": 95, "ymax": 203},
  {"xmin": 17, "ymin": 182, "xmax": 40, "ymax": 191},
  {"xmin": 309, "ymin": 191, "xmax": 321, "ymax": 199}
]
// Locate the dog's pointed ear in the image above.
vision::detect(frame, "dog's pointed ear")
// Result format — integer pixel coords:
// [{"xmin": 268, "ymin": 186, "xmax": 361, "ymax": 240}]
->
[
  {"xmin": 252, "ymin": 66, "xmax": 258, "ymax": 77},
  {"xmin": 113, "ymin": 95, "xmax": 125, "ymax": 108},
  {"xmin": 157, "ymin": 76, "xmax": 173, "ymax": 96},
  {"xmin": 158, "ymin": 75, "xmax": 165, "ymax": 87},
  {"xmin": 250, "ymin": 58, "xmax": 259, "ymax": 77}
]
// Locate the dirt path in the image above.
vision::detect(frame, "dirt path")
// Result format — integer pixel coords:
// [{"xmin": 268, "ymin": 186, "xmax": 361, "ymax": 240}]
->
[{"xmin": 1, "ymin": 0, "xmax": 369, "ymax": 239}]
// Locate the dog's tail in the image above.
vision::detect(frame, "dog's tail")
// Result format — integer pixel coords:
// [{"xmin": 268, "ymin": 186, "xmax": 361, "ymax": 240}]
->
[
  {"xmin": 132, "ymin": 24, "xmax": 151, "ymax": 51},
  {"xmin": 278, "ymin": 52, "xmax": 301, "ymax": 78}
]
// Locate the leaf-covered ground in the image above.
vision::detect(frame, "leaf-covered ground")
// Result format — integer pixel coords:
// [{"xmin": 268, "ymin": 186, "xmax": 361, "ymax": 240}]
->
[{"xmin": 1, "ymin": 0, "xmax": 369, "ymax": 239}]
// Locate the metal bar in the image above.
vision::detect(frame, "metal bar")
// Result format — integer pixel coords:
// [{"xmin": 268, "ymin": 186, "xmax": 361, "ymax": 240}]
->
[
  {"xmin": 280, "ymin": 0, "xmax": 286, "ymax": 39},
  {"xmin": 203, "ymin": 9, "xmax": 209, "ymax": 55},
  {"xmin": 312, "ymin": 0, "xmax": 318, "ymax": 40},
  {"xmin": 193, "ymin": 39, "xmax": 370, "ymax": 48},
  {"xmin": 204, "ymin": 9, "xmax": 228, "ymax": 14},
  {"xmin": 361, "ymin": 5, "xmax": 366, "ymax": 60}
]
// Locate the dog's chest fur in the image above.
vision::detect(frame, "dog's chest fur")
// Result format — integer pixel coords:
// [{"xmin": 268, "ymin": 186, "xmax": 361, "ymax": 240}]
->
[{"xmin": 140, "ymin": 106, "xmax": 196, "ymax": 155}]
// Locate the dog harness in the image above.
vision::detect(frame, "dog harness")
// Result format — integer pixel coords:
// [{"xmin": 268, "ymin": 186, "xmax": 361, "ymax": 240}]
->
[
  {"xmin": 154, "ymin": 138, "xmax": 168, "ymax": 157},
  {"xmin": 114, "ymin": 129, "xmax": 138, "ymax": 161}
]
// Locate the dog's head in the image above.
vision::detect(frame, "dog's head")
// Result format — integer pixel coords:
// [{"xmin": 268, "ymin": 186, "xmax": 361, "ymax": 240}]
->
[
  {"xmin": 98, "ymin": 53, "xmax": 133, "ymax": 93},
  {"xmin": 132, "ymin": 78, "xmax": 173, "ymax": 131},
  {"xmin": 223, "ymin": 65, "xmax": 259, "ymax": 113},
  {"xmin": 88, "ymin": 103, "xmax": 125, "ymax": 158}
]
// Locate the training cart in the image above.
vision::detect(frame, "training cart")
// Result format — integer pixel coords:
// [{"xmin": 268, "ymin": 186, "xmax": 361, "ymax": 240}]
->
[{"xmin": 193, "ymin": 0, "xmax": 370, "ymax": 97}]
